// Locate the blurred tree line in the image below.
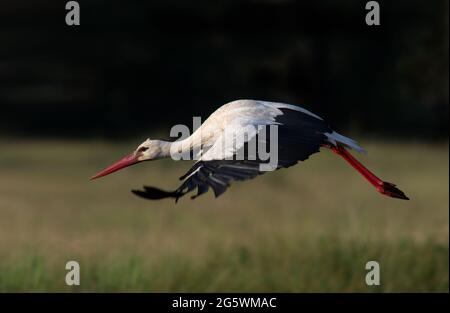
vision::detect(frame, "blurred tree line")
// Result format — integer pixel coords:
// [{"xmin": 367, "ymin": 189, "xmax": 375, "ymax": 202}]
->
[{"xmin": 0, "ymin": 0, "xmax": 448, "ymax": 139}]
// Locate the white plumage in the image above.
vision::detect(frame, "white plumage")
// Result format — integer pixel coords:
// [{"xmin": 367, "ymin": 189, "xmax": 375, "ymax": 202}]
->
[{"xmin": 175, "ymin": 100, "xmax": 364, "ymax": 160}]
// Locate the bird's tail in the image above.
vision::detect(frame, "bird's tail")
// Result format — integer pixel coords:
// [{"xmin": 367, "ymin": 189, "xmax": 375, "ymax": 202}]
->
[
  {"xmin": 325, "ymin": 131, "xmax": 366, "ymax": 154},
  {"xmin": 330, "ymin": 145, "xmax": 409, "ymax": 200}
]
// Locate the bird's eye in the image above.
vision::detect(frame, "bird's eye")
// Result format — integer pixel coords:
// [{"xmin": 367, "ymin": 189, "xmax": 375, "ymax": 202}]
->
[{"xmin": 138, "ymin": 147, "xmax": 149, "ymax": 153}]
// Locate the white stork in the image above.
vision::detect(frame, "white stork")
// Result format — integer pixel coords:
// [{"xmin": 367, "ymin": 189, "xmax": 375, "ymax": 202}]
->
[{"xmin": 91, "ymin": 100, "xmax": 409, "ymax": 201}]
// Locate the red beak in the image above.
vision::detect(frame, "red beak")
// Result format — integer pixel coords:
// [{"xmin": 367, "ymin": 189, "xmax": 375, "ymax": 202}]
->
[{"xmin": 91, "ymin": 153, "xmax": 139, "ymax": 180}]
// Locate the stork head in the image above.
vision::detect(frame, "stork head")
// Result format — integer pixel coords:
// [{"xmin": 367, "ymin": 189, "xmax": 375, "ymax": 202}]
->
[{"xmin": 90, "ymin": 138, "xmax": 164, "ymax": 180}]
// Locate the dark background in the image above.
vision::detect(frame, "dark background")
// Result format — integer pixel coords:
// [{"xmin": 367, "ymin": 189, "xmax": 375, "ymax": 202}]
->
[{"xmin": 0, "ymin": 0, "xmax": 448, "ymax": 139}]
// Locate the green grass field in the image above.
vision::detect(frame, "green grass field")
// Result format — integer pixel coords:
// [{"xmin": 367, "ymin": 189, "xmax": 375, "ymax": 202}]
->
[{"xmin": 0, "ymin": 139, "xmax": 448, "ymax": 292}]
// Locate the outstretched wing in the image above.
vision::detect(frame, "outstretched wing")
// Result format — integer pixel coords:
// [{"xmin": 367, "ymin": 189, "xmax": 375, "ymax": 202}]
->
[
  {"xmin": 132, "ymin": 103, "xmax": 333, "ymax": 201},
  {"xmin": 132, "ymin": 160, "xmax": 262, "ymax": 201}
]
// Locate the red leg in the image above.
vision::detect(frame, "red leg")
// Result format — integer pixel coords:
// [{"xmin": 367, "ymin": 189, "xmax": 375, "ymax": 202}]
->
[{"xmin": 328, "ymin": 145, "xmax": 409, "ymax": 200}]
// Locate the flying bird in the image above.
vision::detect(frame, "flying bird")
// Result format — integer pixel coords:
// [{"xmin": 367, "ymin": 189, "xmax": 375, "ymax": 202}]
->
[{"xmin": 91, "ymin": 100, "xmax": 409, "ymax": 201}]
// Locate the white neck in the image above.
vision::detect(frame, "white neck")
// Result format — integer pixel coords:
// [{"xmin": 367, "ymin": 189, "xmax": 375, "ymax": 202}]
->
[{"xmin": 158, "ymin": 132, "xmax": 204, "ymax": 159}]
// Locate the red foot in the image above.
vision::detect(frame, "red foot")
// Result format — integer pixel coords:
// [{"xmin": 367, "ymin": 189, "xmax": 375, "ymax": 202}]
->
[{"xmin": 376, "ymin": 182, "xmax": 409, "ymax": 200}]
